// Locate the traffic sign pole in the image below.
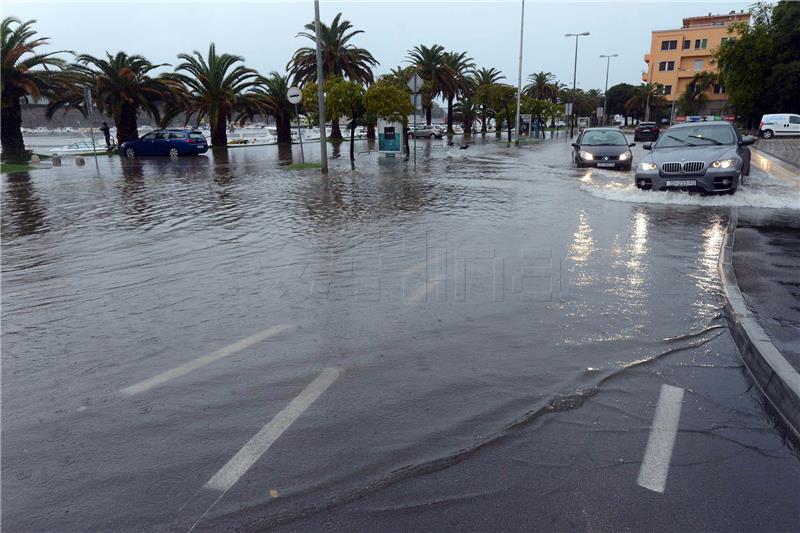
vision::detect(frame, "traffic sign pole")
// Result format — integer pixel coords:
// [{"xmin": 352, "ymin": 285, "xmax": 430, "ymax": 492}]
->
[
  {"xmin": 408, "ymin": 73, "xmax": 423, "ymax": 166},
  {"xmin": 287, "ymin": 86, "xmax": 304, "ymax": 163}
]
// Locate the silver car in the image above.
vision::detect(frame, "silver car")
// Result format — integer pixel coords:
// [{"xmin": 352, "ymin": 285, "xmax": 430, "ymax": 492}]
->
[{"xmin": 635, "ymin": 121, "xmax": 755, "ymax": 195}]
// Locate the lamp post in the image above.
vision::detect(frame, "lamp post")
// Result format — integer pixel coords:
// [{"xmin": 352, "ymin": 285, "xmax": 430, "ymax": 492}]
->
[
  {"xmin": 513, "ymin": 0, "xmax": 526, "ymax": 146},
  {"xmin": 600, "ymin": 54, "xmax": 618, "ymax": 126},
  {"xmin": 669, "ymin": 67, "xmax": 687, "ymax": 125},
  {"xmin": 566, "ymin": 32, "xmax": 589, "ymax": 138},
  {"xmin": 313, "ymin": 0, "xmax": 328, "ymax": 173}
]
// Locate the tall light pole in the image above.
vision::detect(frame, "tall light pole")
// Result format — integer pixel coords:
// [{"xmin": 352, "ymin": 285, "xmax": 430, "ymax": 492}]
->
[
  {"xmin": 313, "ymin": 0, "xmax": 328, "ymax": 173},
  {"xmin": 513, "ymin": 0, "xmax": 526, "ymax": 146},
  {"xmin": 600, "ymin": 54, "xmax": 618, "ymax": 126},
  {"xmin": 566, "ymin": 32, "xmax": 589, "ymax": 138}
]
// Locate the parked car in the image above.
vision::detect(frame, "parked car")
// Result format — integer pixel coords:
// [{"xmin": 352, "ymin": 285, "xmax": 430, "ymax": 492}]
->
[
  {"xmin": 120, "ymin": 129, "xmax": 208, "ymax": 157},
  {"xmin": 408, "ymin": 125, "xmax": 444, "ymax": 139},
  {"xmin": 758, "ymin": 113, "xmax": 800, "ymax": 138},
  {"xmin": 633, "ymin": 121, "xmax": 660, "ymax": 141},
  {"xmin": 571, "ymin": 128, "xmax": 635, "ymax": 171},
  {"xmin": 634, "ymin": 121, "xmax": 754, "ymax": 195}
]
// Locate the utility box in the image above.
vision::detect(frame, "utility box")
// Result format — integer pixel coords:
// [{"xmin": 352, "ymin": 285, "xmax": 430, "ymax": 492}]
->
[{"xmin": 378, "ymin": 119, "xmax": 402, "ymax": 155}]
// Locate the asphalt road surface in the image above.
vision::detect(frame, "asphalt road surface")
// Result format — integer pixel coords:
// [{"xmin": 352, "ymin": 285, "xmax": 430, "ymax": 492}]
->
[{"xmin": 3, "ymin": 137, "xmax": 799, "ymax": 532}]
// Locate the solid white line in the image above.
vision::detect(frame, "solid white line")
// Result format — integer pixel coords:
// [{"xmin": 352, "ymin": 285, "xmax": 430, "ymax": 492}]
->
[
  {"xmin": 120, "ymin": 324, "xmax": 292, "ymax": 396},
  {"xmin": 405, "ymin": 278, "xmax": 440, "ymax": 304},
  {"xmin": 637, "ymin": 384, "xmax": 684, "ymax": 493},
  {"xmin": 205, "ymin": 367, "xmax": 341, "ymax": 492}
]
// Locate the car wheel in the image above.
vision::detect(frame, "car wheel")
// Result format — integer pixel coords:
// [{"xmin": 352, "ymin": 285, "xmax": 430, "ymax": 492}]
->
[
  {"xmin": 125, "ymin": 148, "xmax": 135, "ymax": 158},
  {"xmin": 169, "ymin": 147, "xmax": 179, "ymax": 158},
  {"xmin": 761, "ymin": 129, "xmax": 773, "ymax": 139}
]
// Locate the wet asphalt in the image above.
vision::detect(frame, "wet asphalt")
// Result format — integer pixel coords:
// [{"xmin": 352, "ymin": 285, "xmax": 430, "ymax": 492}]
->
[{"xmin": 2, "ymin": 136, "xmax": 799, "ymax": 532}]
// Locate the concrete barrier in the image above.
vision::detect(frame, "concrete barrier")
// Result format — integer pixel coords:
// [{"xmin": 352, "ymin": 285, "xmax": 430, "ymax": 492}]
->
[
  {"xmin": 750, "ymin": 147, "xmax": 800, "ymax": 182},
  {"xmin": 719, "ymin": 209, "xmax": 800, "ymax": 438}
]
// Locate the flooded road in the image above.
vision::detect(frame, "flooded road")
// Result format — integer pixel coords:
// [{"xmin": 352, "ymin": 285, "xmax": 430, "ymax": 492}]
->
[{"xmin": 3, "ymin": 137, "xmax": 799, "ymax": 531}]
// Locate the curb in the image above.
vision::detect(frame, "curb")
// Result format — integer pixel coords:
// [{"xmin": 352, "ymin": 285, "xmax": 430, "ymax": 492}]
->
[
  {"xmin": 750, "ymin": 147, "xmax": 800, "ymax": 181},
  {"xmin": 718, "ymin": 209, "xmax": 800, "ymax": 438}
]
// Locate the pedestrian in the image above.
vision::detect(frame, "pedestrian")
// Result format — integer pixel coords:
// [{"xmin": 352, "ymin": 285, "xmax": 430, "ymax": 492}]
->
[{"xmin": 100, "ymin": 121, "xmax": 112, "ymax": 151}]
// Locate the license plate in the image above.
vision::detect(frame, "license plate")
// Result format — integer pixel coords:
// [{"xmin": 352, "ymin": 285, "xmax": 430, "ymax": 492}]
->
[
  {"xmin": 597, "ymin": 162, "xmax": 615, "ymax": 168},
  {"xmin": 666, "ymin": 180, "xmax": 696, "ymax": 187}
]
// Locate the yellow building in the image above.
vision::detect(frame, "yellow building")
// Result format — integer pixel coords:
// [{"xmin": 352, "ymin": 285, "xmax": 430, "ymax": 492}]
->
[{"xmin": 643, "ymin": 10, "xmax": 750, "ymax": 115}]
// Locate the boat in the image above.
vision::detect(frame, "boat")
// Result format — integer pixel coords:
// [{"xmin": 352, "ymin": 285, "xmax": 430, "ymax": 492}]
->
[
  {"xmin": 50, "ymin": 140, "xmax": 109, "ymax": 155},
  {"xmin": 225, "ymin": 130, "xmax": 279, "ymax": 147}
]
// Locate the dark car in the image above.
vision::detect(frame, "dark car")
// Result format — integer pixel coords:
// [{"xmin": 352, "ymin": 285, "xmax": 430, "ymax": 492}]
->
[
  {"xmin": 121, "ymin": 129, "xmax": 208, "ymax": 157},
  {"xmin": 634, "ymin": 121, "xmax": 754, "ymax": 195},
  {"xmin": 634, "ymin": 121, "xmax": 660, "ymax": 142},
  {"xmin": 571, "ymin": 128, "xmax": 635, "ymax": 171},
  {"xmin": 408, "ymin": 125, "xmax": 444, "ymax": 139}
]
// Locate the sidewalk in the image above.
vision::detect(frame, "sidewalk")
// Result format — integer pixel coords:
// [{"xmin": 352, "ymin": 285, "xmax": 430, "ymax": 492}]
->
[{"xmin": 754, "ymin": 138, "xmax": 800, "ymax": 170}]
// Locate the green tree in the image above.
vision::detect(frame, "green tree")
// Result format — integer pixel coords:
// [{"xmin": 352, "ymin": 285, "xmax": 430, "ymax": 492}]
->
[
  {"xmin": 56, "ymin": 52, "xmax": 169, "ymax": 146},
  {"xmin": 406, "ymin": 44, "xmax": 448, "ymax": 125},
  {"xmin": 364, "ymin": 78, "xmax": 413, "ymax": 152},
  {"xmin": 164, "ymin": 43, "xmax": 261, "ymax": 146},
  {"xmin": 715, "ymin": 1, "xmax": 799, "ymax": 126},
  {"xmin": 251, "ymin": 72, "xmax": 294, "ymax": 143},
  {"xmin": 472, "ymin": 67, "xmax": 505, "ymax": 133},
  {"xmin": 326, "ymin": 76, "xmax": 366, "ymax": 162},
  {"xmin": 440, "ymin": 51, "xmax": 474, "ymax": 134},
  {"xmin": 625, "ymin": 83, "xmax": 666, "ymax": 121},
  {"xmin": 453, "ymin": 98, "xmax": 478, "ymax": 134},
  {"xmin": 523, "ymin": 71, "xmax": 557, "ymax": 100},
  {"xmin": 605, "ymin": 83, "xmax": 636, "ymax": 125},
  {"xmin": 475, "ymin": 83, "xmax": 516, "ymax": 140},
  {"xmin": 677, "ymin": 72, "xmax": 717, "ymax": 115},
  {"xmin": 287, "ymin": 13, "xmax": 378, "ymax": 139},
  {"xmin": 1, "ymin": 17, "xmax": 69, "ymax": 158}
]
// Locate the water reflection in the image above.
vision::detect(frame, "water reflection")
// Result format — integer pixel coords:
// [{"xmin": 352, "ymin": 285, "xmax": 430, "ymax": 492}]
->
[
  {"xmin": 626, "ymin": 210, "xmax": 649, "ymax": 288},
  {"xmin": 1, "ymin": 173, "xmax": 47, "ymax": 238},
  {"xmin": 277, "ymin": 143, "xmax": 293, "ymax": 164}
]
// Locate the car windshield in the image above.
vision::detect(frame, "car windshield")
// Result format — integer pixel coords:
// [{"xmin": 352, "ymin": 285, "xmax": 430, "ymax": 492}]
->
[
  {"xmin": 580, "ymin": 130, "xmax": 627, "ymax": 146},
  {"xmin": 655, "ymin": 125, "xmax": 735, "ymax": 148}
]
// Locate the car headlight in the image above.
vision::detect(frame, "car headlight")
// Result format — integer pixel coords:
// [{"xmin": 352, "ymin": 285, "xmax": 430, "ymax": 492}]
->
[
  {"xmin": 579, "ymin": 150, "xmax": 594, "ymax": 161},
  {"xmin": 711, "ymin": 158, "xmax": 736, "ymax": 169},
  {"xmin": 619, "ymin": 152, "xmax": 630, "ymax": 161},
  {"xmin": 639, "ymin": 162, "xmax": 657, "ymax": 171}
]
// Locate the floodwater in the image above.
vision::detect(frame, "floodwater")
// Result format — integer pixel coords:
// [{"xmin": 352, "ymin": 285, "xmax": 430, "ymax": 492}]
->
[{"xmin": 2, "ymin": 136, "xmax": 799, "ymax": 531}]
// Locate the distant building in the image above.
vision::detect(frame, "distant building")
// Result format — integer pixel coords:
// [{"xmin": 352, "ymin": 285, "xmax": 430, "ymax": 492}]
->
[{"xmin": 643, "ymin": 10, "xmax": 750, "ymax": 115}]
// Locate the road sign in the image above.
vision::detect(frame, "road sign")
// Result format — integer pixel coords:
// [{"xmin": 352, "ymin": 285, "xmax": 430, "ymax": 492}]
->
[
  {"xmin": 287, "ymin": 86, "xmax": 302, "ymax": 105},
  {"xmin": 410, "ymin": 93, "xmax": 422, "ymax": 109},
  {"xmin": 565, "ymin": 103, "xmax": 573, "ymax": 116},
  {"xmin": 407, "ymin": 73, "xmax": 423, "ymax": 94},
  {"xmin": 377, "ymin": 119, "xmax": 402, "ymax": 155}
]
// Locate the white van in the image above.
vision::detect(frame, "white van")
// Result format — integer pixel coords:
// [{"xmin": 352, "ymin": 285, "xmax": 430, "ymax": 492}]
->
[{"xmin": 758, "ymin": 113, "xmax": 800, "ymax": 138}]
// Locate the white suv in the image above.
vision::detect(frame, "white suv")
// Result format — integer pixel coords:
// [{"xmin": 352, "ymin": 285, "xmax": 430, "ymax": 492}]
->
[{"xmin": 758, "ymin": 113, "xmax": 800, "ymax": 138}]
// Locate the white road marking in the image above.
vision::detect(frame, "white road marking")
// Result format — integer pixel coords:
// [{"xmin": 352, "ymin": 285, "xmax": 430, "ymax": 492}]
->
[
  {"xmin": 637, "ymin": 384, "xmax": 684, "ymax": 493},
  {"xmin": 204, "ymin": 367, "xmax": 341, "ymax": 492},
  {"xmin": 405, "ymin": 278, "xmax": 441, "ymax": 304},
  {"xmin": 120, "ymin": 324, "xmax": 292, "ymax": 396}
]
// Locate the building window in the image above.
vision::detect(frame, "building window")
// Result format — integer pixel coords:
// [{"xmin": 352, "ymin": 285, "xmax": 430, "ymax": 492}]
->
[
  {"xmin": 663, "ymin": 85, "xmax": 672, "ymax": 95},
  {"xmin": 694, "ymin": 59, "xmax": 703, "ymax": 71},
  {"xmin": 658, "ymin": 61, "xmax": 675, "ymax": 72},
  {"xmin": 695, "ymin": 38, "xmax": 708, "ymax": 49},
  {"xmin": 713, "ymin": 84, "xmax": 725, "ymax": 94},
  {"xmin": 661, "ymin": 39, "xmax": 677, "ymax": 51},
  {"xmin": 683, "ymin": 39, "xmax": 691, "ymax": 49}
]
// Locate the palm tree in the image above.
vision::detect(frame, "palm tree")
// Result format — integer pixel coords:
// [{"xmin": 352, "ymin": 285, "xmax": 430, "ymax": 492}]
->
[
  {"xmin": 625, "ymin": 83, "xmax": 665, "ymax": 121},
  {"xmin": 472, "ymin": 67, "xmax": 504, "ymax": 133},
  {"xmin": 52, "ymin": 52, "xmax": 169, "ymax": 146},
  {"xmin": 406, "ymin": 44, "xmax": 448, "ymax": 125},
  {"xmin": 287, "ymin": 13, "xmax": 377, "ymax": 139},
  {"xmin": 251, "ymin": 72, "xmax": 294, "ymax": 143},
  {"xmin": 164, "ymin": 43, "xmax": 261, "ymax": 146},
  {"xmin": 1, "ymin": 17, "xmax": 68, "ymax": 158},
  {"xmin": 678, "ymin": 72, "xmax": 717, "ymax": 115},
  {"xmin": 453, "ymin": 98, "xmax": 478, "ymax": 134},
  {"xmin": 523, "ymin": 71, "xmax": 556, "ymax": 100},
  {"xmin": 440, "ymin": 51, "xmax": 474, "ymax": 134}
]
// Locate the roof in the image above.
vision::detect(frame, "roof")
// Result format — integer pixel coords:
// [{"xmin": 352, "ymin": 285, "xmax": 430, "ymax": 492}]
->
[{"xmin": 668, "ymin": 121, "xmax": 733, "ymax": 129}]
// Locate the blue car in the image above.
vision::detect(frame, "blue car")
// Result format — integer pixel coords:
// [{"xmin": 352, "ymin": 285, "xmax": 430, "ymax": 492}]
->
[{"xmin": 120, "ymin": 129, "xmax": 208, "ymax": 157}]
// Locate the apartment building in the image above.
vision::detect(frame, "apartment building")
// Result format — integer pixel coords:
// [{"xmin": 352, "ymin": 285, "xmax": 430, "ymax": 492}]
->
[{"xmin": 643, "ymin": 10, "xmax": 750, "ymax": 115}]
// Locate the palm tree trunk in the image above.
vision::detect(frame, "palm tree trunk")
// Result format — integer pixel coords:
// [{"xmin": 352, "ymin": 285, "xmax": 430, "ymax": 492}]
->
[
  {"xmin": 0, "ymin": 96, "xmax": 26, "ymax": 159},
  {"xmin": 446, "ymin": 96, "xmax": 454, "ymax": 134},
  {"xmin": 506, "ymin": 108, "xmax": 513, "ymax": 141},
  {"xmin": 367, "ymin": 123, "xmax": 375, "ymax": 140},
  {"xmin": 276, "ymin": 112, "xmax": 292, "ymax": 143},
  {"xmin": 211, "ymin": 114, "xmax": 228, "ymax": 147},
  {"xmin": 330, "ymin": 116, "xmax": 343, "ymax": 140},
  {"xmin": 116, "ymin": 104, "xmax": 139, "ymax": 146},
  {"xmin": 480, "ymin": 108, "xmax": 487, "ymax": 134},
  {"xmin": 425, "ymin": 106, "xmax": 432, "ymax": 126}
]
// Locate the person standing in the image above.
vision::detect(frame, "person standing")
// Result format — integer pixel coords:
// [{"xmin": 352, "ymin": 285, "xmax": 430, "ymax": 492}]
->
[{"xmin": 99, "ymin": 122, "xmax": 112, "ymax": 151}]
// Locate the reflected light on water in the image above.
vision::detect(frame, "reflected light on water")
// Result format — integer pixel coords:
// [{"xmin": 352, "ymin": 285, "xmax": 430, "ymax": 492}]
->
[
  {"xmin": 626, "ymin": 210, "xmax": 649, "ymax": 288},
  {"xmin": 568, "ymin": 210, "xmax": 595, "ymax": 287}
]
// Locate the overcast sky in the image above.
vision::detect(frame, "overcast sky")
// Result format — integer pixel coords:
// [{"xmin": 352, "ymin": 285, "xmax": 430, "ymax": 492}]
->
[{"xmin": 5, "ymin": 0, "xmax": 753, "ymax": 91}]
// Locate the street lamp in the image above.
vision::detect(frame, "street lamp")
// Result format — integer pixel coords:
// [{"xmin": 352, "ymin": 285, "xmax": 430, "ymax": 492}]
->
[
  {"xmin": 566, "ymin": 32, "xmax": 590, "ymax": 138},
  {"xmin": 669, "ymin": 67, "xmax": 688, "ymax": 125},
  {"xmin": 513, "ymin": 0, "xmax": 526, "ymax": 146},
  {"xmin": 600, "ymin": 54, "xmax": 618, "ymax": 126},
  {"xmin": 313, "ymin": 0, "xmax": 328, "ymax": 173}
]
